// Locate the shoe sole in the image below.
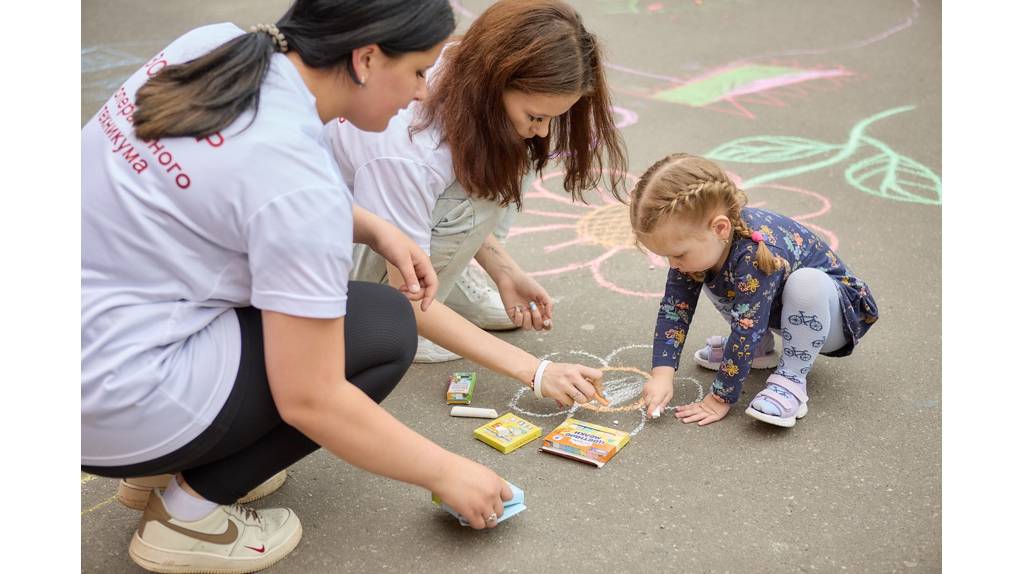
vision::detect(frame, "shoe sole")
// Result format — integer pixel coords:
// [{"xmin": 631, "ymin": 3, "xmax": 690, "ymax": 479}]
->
[
  {"xmin": 128, "ymin": 520, "xmax": 302, "ymax": 574},
  {"xmin": 744, "ymin": 402, "xmax": 809, "ymax": 428},
  {"xmin": 693, "ymin": 350, "xmax": 778, "ymax": 371},
  {"xmin": 117, "ymin": 471, "xmax": 288, "ymax": 511},
  {"xmin": 474, "ymin": 319, "xmax": 518, "ymax": 331}
]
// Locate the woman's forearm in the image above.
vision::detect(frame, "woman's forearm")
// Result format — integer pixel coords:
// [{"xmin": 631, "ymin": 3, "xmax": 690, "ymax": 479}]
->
[
  {"xmin": 385, "ymin": 262, "xmax": 539, "ymax": 385},
  {"xmin": 286, "ymin": 381, "xmax": 455, "ymax": 491},
  {"xmin": 421, "ymin": 299, "xmax": 539, "ymax": 384},
  {"xmin": 352, "ymin": 205, "xmax": 386, "ymax": 245},
  {"xmin": 474, "ymin": 234, "xmax": 522, "ymax": 285}
]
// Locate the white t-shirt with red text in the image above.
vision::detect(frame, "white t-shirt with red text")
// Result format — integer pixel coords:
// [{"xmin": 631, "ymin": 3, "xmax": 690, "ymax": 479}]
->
[
  {"xmin": 82, "ymin": 23, "xmax": 352, "ymax": 466},
  {"xmin": 324, "ymin": 93, "xmax": 455, "ymax": 254}
]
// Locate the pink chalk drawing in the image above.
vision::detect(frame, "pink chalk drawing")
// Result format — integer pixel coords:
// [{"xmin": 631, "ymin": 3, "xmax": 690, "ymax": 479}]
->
[
  {"xmin": 607, "ymin": 60, "xmax": 854, "ymax": 120},
  {"xmin": 508, "ymin": 171, "xmax": 839, "ymax": 299},
  {"xmin": 611, "ymin": 105, "xmax": 639, "ymax": 129},
  {"xmin": 450, "ymin": 0, "xmax": 922, "ymax": 120}
]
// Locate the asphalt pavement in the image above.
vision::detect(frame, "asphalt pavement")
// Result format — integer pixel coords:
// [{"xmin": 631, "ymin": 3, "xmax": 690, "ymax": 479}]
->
[{"xmin": 82, "ymin": 1, "xmax": 941, "ymax": 572}]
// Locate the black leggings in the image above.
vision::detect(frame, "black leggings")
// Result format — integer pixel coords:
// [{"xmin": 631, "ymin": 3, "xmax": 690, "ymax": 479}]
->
[{"xmin": 81, "ymin": 282, "xmax": 417, "ymax": 504}]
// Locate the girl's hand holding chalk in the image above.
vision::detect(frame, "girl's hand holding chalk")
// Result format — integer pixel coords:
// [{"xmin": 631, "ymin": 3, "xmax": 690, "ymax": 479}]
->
[{"xmin": 643, "ymin": 367, "xmax": 675, "ymax": 419}]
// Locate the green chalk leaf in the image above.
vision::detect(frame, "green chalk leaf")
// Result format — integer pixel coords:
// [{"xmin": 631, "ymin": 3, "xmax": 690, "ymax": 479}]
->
[
  {"xmin": 845, "ymin": 152, "xmax": 942, "ymax": 205},
  {"xmin": 706, "ymin": 136, "xmax": 841, "ymax": 164}
]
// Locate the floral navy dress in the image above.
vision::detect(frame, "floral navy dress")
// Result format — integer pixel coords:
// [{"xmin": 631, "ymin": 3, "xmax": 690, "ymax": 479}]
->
[{"xmin": 651, "ymin": 207, "xmax": 878, "ymax": 403}]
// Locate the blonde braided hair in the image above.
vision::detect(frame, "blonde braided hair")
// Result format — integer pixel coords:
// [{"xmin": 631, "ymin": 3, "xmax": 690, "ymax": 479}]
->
[{"xmin": 629, "ymin": 153, "xmax": 784, "ymax": 275}]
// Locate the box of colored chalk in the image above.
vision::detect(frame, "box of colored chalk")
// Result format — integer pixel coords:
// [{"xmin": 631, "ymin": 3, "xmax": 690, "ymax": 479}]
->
[
  {"xmin": 446, "ymin": 372, "xmax": 476, "ymax": 404},
  {"xmin": 473, "ymin": 413, "xmax": 541, "ymax": 454},
  {"xmin": 540, "ymin": 418, "xmax": 630, "ymax": 468}
]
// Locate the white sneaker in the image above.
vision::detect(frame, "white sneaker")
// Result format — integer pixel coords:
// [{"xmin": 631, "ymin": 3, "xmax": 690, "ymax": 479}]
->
[
  {"xmin": 414, "ymin": 335, "xmax": 461, "ymax": 363},
  {"xmin": 129, "ymin": 489, "xmax": 301, "ymax": 573},
  {"xmin": 445, "ymin": 265, "xmax": 517, "ymax": 331},
  {"xmin": 117, "ymin": 470, "xmax": 288, "ymax": 511}
]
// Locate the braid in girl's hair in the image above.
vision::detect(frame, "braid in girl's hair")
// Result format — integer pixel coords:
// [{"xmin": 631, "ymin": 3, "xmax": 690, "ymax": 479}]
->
[
  {"xmin": 628, "ymin": 152, "xmax": 691, "ymax": 234},
  {"xmin": 629, "ymin": 153, "xmax": 785, "ymax": 274},
  {"xmin": 732, "ymin": 215, "xmax": 787, "ymax": 275}
]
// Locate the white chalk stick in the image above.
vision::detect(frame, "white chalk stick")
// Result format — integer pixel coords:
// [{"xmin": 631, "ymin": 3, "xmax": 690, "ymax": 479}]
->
[
  {"xmin": 652, "ymin": 408, "xmax": 662, "ymax": 419},
  {"xmin": 450, "ymin": 406, "xmax": 499, "ymax": 419}
]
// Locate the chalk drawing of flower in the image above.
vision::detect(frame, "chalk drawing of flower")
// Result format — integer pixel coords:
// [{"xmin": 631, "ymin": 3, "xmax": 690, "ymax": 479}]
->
[
  {"xmin": 507, "ymin": 169, "xmax": 664, "ymax": 298},
  {"xmin": 506, "ymin": 344, "xmax": 706, "ymax": 437},
  {"xmin": 508, "ymin": 170, "xmax": 840, "ymax": 299}
]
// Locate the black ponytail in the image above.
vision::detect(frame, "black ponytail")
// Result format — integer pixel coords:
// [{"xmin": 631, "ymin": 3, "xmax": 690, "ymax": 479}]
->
[{"xmin": 132, "ymin": 0, "xmax": 455, "ymax": 141}]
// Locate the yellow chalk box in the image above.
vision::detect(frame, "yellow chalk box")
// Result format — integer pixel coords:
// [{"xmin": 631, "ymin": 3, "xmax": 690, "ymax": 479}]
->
[
  {"xmin": 473, "ymin": 413, "xmax": 542, "ymax": 454},
  {"xmin": 446, "ymin": 372, "xmax": 477, "ymax": 404}
]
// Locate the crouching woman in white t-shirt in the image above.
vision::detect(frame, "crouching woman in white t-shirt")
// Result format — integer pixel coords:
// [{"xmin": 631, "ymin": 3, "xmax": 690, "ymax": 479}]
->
[
  {"xmin": 326, "ymin": 0, "xmax": 628, "ymax": 406},
  {"xmin": 81, "ymin": 2, "xmax": 515, "ymax": 572}
]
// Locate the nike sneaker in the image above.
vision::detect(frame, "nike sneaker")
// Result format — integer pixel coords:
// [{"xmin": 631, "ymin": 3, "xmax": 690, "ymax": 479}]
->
[{"xmin": 128, "ymin": 489, "xmax": 301, "ymax": 573}]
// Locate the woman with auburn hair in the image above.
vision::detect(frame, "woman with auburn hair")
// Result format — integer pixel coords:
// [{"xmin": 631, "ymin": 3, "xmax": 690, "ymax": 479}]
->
[
  {"xmin": 83, "ymin": 2, "xmax": 517, "ymax": 572},
  {"xmin": 327, "ymin": 0, "xmax": 627, "ymax": 406}
]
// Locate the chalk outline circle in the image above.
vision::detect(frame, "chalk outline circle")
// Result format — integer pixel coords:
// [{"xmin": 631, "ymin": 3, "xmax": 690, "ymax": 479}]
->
[{"xmin": 507, "ymin": 345, "xmax": 706, "ymax": 435}]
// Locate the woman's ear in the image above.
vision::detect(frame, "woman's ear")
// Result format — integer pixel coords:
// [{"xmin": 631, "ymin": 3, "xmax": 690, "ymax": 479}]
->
[
  {"xmin": 350, "ymin": 44, "xmax": 380, "ymax": 84},
  {"xmin": 710, "ymin": 214, "xmax": 732, "ymax": 240}
]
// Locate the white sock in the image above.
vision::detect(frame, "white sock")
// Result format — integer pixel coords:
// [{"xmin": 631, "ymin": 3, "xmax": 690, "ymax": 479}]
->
[{"xmin": 162, "ymin": 475, "xmax": 219, "ymax": 522}]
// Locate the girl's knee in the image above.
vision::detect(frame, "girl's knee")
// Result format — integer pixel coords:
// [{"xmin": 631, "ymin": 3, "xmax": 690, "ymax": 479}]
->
[{"xmin": 782, "ymin": 268, "xmax": 835, "ymax": 307}]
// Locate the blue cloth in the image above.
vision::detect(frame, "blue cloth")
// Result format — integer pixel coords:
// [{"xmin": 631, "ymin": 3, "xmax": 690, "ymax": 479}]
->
[{"xmin": 651, "ymin": 207, "xmax": 878, "ymax": 403}]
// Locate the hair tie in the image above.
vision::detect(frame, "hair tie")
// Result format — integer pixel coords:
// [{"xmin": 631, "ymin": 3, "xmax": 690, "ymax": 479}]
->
[
  {"xmin": 250, "ymin": 23, "xmax": 289, "ymax": 53},
  {"xmin": 750, "ymin": 231, "xmax": 764, "ymax": 243}
]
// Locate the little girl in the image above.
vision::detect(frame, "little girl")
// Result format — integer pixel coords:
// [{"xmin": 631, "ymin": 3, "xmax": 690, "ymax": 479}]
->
[{"xmin": 631, "ymin": 153, "xmax": 878, "ymax": 427}]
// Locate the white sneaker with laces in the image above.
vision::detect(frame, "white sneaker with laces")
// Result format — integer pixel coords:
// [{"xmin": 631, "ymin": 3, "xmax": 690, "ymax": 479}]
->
[
  {"xmin": 414, "ymin": 335, "xmax": 462, "ymax": 364},
  {"xmin": 129, "ymin": 489, "xmax": 301, "ymax": 574},
  {"xmin": 445, "ymin": 264, "xmax": 517, "ymax": 331}
]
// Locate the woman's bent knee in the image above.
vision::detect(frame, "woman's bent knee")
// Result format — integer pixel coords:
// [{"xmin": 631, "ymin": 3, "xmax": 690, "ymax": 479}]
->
[{"xmin": 345, "ymin": 281, "xmax": 417, "ymax": 366}]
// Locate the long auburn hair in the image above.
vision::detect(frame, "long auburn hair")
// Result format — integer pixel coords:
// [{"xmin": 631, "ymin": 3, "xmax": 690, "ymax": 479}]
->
[
  {"xmin": 414, "ymin": 0, "xmax": 627, "ymax": 208},
  {"xmin": 132, "ymin": 0, "xmax": 454, "ymax": 141},
  {"xmin": 630, "ymin": 153, "xmax": 785, "ymax": 275}
]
